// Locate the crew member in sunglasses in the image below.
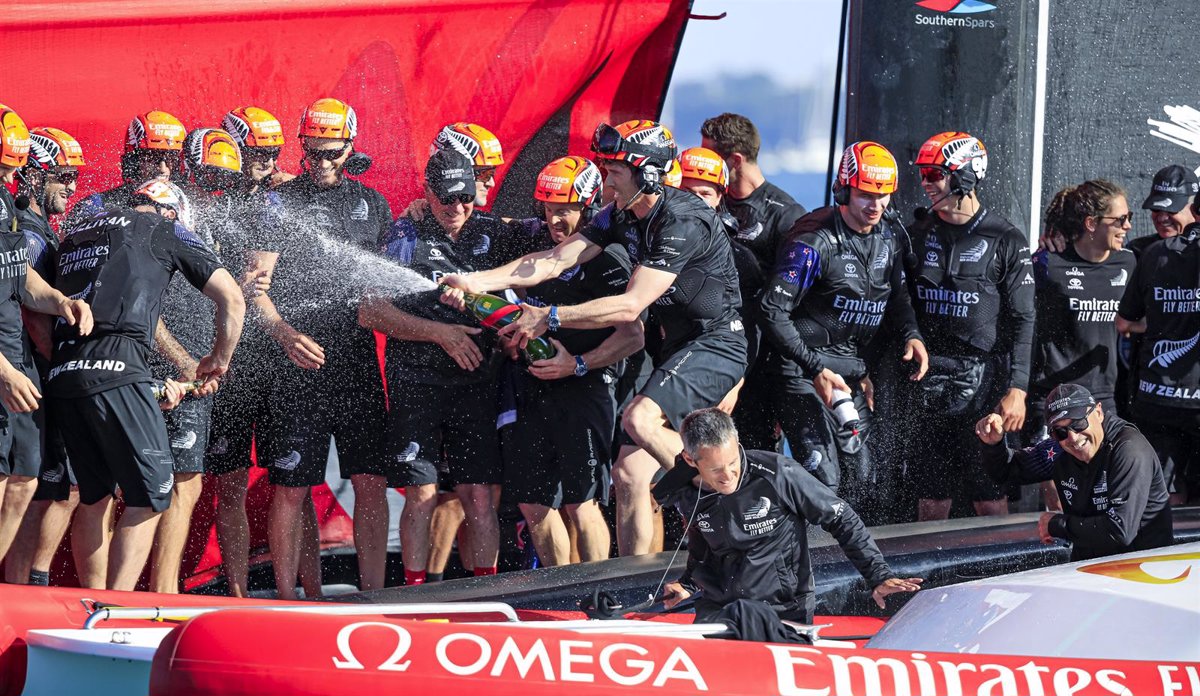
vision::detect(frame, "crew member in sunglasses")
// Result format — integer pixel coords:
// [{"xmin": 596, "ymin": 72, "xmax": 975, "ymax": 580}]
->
[
  {"xmin": 976, "ymin": 383, "xmax": 1172, "ymax": 561},
  {"xmin": 441, "ymin": 119, "xmax": 747, "ymax": 558}
]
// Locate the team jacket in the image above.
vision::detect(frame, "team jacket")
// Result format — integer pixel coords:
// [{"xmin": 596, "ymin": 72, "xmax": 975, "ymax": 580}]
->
[
  {"xmin": 760, "ymin": 206, "xmax": 920, "ymax": 380},
  {"xmin": 981, "ymin": 414, "xmax": 1172, "ymax": 561},
  {"xmin": 1030, "ymin": 246, "xmax": 1137, "ymax": 400},
  {"xmin": 1117, "ymin": 226, "xmax": 1200, "ymax": 409},
  {"xmin": 907, "ymin": 208, "xmax": 1035, "ymax": 390},
  {"xmin": 47, "ymin": 207, "xmax": 221, "ymax": 397},
  {"xmin": 654, "ymin": 449, "xmax": 895, "ymax": 624},
  {"xmin": 724, "ymin": 180, "xmax": 807, "ymax": 273},
  {"xmin": 580, "ymin": 186, "xmax": 744, "ymax": 359}
]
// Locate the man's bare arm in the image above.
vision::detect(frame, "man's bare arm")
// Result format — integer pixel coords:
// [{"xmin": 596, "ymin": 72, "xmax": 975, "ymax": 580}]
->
[{"xmin": 442, "ymin": 233, "xmax": 601, "ymax": 295}]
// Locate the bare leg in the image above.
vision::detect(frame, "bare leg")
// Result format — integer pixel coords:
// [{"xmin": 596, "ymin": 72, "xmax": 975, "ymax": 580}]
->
[
  {"xmin": 621, "ymin": 396, "xmax": 684, "ymax": 470},
  {"xmin": 612, "ymin": 445, "xmax": 662, "ymax": 556},
  {"xmin": 107, "ymin": 506, "xmax": 163, "ymax": 591},
  {"xmin": 0, "ymin": 475, "xmax": 39, "ymax": 565},
  {"xmin": 918, "ymin": 498, "xmax": 952, "ymax": 521},
  {"xmin": 400, "ymin": 484, "xmax": 438, "ymax": 574},
  {"xmin": 214, "ymin": 468, "xmax": 250, "ymax": 597},
  {"xmin": 564, "ymin": 500, "xmax": 610, "ymax": 563},
  {"xmin": 150, "ymin": 472, "xmax": 203, "ymax": 594},
  {"xmin": 562, "ymin": 510, "xmax": 581, "ymax": 564},
  {"xmin": 427, "ymin": 494, "xmax": 464, "ymax": 576},
  {"xmin": 350, "ymin": 473, "xmax": 387, "ymax": 591},
  {"xmin": 298, "ymin": 491, "xmax": 322, "ymax": 598},
  {"xmin": 518, "ymin": 503, "xmax": 570, "ymax": 567},
  {"xmin": 456, "ymin": 483, "xmax": 498, "ymax": 570},
  {"xmin": 267, "ymin": 485, "xmax": 310, "ymax": 600},
  {"xmin": 973, "ymin": 499, "xmax": 1009, "ymax": 517},
  {"xmin": 73, "ymin": 497, "xmax": 115, "ymax": 589},
  {"xmin": 6, "ymin": 499, "xmax": 48, "ymax": 583}
]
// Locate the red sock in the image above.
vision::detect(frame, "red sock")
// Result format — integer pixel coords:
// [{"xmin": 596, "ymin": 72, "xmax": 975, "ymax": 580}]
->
[
  {"xmin": 404, "ymin": 569, "xmax": 426, "ymax": 586},
  {"xmin": 473, "ymin": 566, "xmax": 497, "ymax": 576}
]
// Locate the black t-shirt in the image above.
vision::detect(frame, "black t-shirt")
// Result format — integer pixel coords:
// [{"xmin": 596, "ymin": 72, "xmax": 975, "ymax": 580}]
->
[
  {"xmin": 46, "ymin": 208, "xmax": 221, "ymax": 397},
  {"xmin": 723, "ymin": 180, "xmax": 807, "ymax": 272},
  {"xmin": 1126, "ymin": 233, "xmax": 1166, "ymax": 259},
  {"xmin": 266, "ymin": 175, "xmax": 393, "ymax": 367},
  {"xmin": 380, "ymin": 213, "xmax": 546, "ymax": 385},
  {"xmin": 63, "ymin": 182, "xmax": 138, "ymax": 231},
  {"xmin": 579, "ymin": 186, "xmax": 743, "ymax": 358},
  {"xmin": 149, "ymin": 214, "xmax": 219, "ymax": 370},
  {"xmin": 1030, "ymin": 246, "xmax": 1137, "ymax": 400},
  {"xmin": 525, "ymin": 231, "xmax": 633, "ymax": 356},
  {"xmin": 1118, "ymin": 227, "xmax": 1200, "ymax": 408},
  {"xmin": 759, "ymin": 206, "xmax": 920, "ymax": 380},
  {"xmin": 908, "ymin": 208, "xmax": 1035, "ymax": 390},
  {"xmin": 0, "ymin": 225, "xmax": 31, "ymax": 368}
]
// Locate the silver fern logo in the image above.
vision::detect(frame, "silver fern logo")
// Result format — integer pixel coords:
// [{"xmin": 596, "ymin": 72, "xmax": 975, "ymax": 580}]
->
[
  {"xmin": 1149, "ymin": 331, "xmax": 1200, "ymax": 368},
  {"xmin": 743, "ymin": 496, "xmax": 772, "ymax": 520},
  {"xmin": 958, "ymin": 238, "xmax": 989, "ymax": 263}
]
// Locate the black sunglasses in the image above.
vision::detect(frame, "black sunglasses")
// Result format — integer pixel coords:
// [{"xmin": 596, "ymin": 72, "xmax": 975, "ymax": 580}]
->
[
  {"xmin": 437, "ymin": 193, "xmax": 474, "ymax": 206},
  {"xmin": 245, "ymin": 146, "xmax": 281, "ymax": 162},
  {"xmin": 1050, "ymin": 405, "xmax": 1095, "ymax": 441},
  {"xmin": 1098, "ymin": 212, "xmax": 1134, "ymax": 226},
  {"xmin": 591, "ymin": 123, "xmax": 625, "ymax": 156},
  {"xmin": 303, "ymin": 144, "xmax": 349, "ymax": 162},
  {"xmin": 50, "ymin": 170, "xmax": 78, "ymax": 185},
  {"xmin": 474, "ymin": 166, "xmax": 496, "ymax": 183},
  {"xmin": 136, "ymin": 150, "xmax": 176, "ymax": 166}
]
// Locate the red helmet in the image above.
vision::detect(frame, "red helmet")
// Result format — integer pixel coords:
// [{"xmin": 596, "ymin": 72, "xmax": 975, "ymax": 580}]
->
[
  {"xmin": 590, "ymin": 119, "xmax": 677, "ymax": 169},
  {"xmin": 0, "ymin": 104, "xmax": 32, "ymax": 168},
  {"xmin": 837, "ymin": 141, "xmax": 898, "ymax": 195},
  {"xmin": 125, "ymin": 111, "xmax": 186, "ymax": 152},
  {"xmin": 182, "ymin": 128, "xmax": 242, "ymax": 174},
  {"xmin": 28, "ymin": 127, "xmax": 86, "ymax": 171},
  {"xmin": 298, "ymin": 98, "xmax": 357, "ymax": 140},
  {"xmin": 534, "ymin": 156, "xmax": 603, "ymax": 207},
  {"xmin": 222, "ymin": 106, "xmax": 285, "ymax": 148},
  {"xmin": 431, "ymin": 123, "xmax": 504, "ymax": 167},
  {"xmin": 914, "ymin": 131, "xmax": 988, "ymax": 191},
  {"xmin": 678, "ymin": 147, "xmax": 728, "ymax": 189}
]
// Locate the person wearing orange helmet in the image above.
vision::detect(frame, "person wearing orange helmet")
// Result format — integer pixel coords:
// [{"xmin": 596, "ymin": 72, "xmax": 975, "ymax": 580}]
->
[
  {"xmin": 504, "ymin": 156, "xmax": 642, "ymax": 566},
  {"xmin": 0, "ymin": 107, "xmax": 95, "ymax": 576},
  {"xmin": 432, "ymin": 122, "xmax": 505, "ymax": 208},
  {"xmin": 253, "ymin": 98, "xmax": 391, "ymax": 598},
  {"xmin": 905, "ymin": 131, "xmax": 1034, "ymax": 521},
  {"xmin": 64, "ymin": 110, "xmax": 187, "ymax": 228},
  {"xmin": 222, "ymin": 106, "xmax": 295, "ymax": 191},
  {"xmin": 442, "ymin": 119, "xmax": 748, "ymax": 558},
  {"xmin": 758, "ymin": 142, "xmax": 928, "ymax": 502}
]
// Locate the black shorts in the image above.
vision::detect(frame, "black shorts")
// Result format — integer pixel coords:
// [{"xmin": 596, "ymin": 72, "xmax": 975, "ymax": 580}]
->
[
  {"xmin": 258, "ymin": 360, "xmax": 388, "ymax": 488},
  {"xmin": 33, "ymin": 418, "xmax": 75, "ymax": 502},
  {"xmin": 48, "ymin": 383, "xmax": 175, "ymax": 512},
  {"xmin": 205, "ymin": 351, "xmax": 277, "ymax": 475},
  {"xmin": 0, "ymin": 398, "xmax": 43, "ymax": 479},
  {"xmin": 773, "ymin": 376, "xmax": 871, "ymax": 494},
  {"xmin": 165, "ymin": 395, "xmax": 213, "ymax": 474},
  {"xmin": 506, "ymin": 369, "xmax": 616, "ymax": 508},
  {"xmin": 1134, "ymin": 402, "xmax": 1200, "ymax": 495},
  {"xmin": 386, "ymin": 380, "xmax": 502, "ymax": 488},
  {"xmin": 638, "ymin": 330, "xmax": 746, "ymax": 431}
]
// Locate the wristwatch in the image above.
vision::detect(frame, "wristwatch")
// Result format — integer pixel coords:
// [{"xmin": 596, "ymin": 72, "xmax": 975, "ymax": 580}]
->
[
  {"xmin": 547, "ymin": 305, "xmax": 560, "ymax": 332},
  {"xmin": 574, "ymin": 354, "xmax": 589, "ymax": 377}
]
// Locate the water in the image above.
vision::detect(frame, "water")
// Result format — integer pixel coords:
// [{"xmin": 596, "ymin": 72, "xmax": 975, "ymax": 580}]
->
[{"xmin": 311, "ymin": 231, "xmax": 436, "ymax": 301}]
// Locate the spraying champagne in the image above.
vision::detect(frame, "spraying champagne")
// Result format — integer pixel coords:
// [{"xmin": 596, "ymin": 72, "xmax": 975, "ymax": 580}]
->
[
  {"xmin": 152, "ymin": 379, "xmax": 206, "ymax": 401},
  {"xmin": 440, "ymin": 285, "xmax": 557, "ymax": 361}
]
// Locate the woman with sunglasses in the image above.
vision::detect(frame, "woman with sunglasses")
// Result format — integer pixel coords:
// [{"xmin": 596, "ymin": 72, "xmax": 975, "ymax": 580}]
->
[{"xmin": 977, "ymin": 383, "xmax": 1172, "ymax": 562}]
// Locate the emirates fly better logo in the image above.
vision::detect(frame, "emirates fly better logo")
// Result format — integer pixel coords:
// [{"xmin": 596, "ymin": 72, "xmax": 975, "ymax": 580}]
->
[{"xmin": 915, "ymin": 0, "xmax": 997, "ymax": 28}]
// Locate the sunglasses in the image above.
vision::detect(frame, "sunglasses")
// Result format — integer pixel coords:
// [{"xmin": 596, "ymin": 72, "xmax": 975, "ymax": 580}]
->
[
  {"xmin": 136, "ymin": 150, "xmax": 176, "ymax": 167},
  {"xmin": 437, "ymin": 193, "xmax": 474, "ymax": 206},
  {"xmin": 50, "ymin": 170, "xmax": 78, "ymax": 185},
  {"xmin": 474, "ymin": 166, "xmax": 496, "ymax": 183},
  {"xmin": 245, "ymin": 147, "xmax": 281, "ymax": 163},
  {"xmin": 303, "ymin": 144, "xmax": 349, "ymax": 163},
  {"xmin": 919, "ymin": 167, "xmax": 947, "ymax": 183},
  {"xmin": 591, "ymin": 123, "xmax": 626, "ymax": 157},
  {"xmin": 1050, "ymin": 405, "xmax": 1095, "ymax": 441},
  {"xmin": 1098, "ymin": 212, "xmax": 1134, "ymax": 226}
]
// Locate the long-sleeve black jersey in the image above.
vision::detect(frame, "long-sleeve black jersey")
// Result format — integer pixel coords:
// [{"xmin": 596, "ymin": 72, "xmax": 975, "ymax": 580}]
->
[
  {"xmin": 759, "ymin": 206, "xmax": 920, "ymax": 380},
  {"xmin": 908, "ymin": 208, "xmax": 1035, "ymax": 390},
  {"xmin": 723, "ymin": 180, "xmax": 807, "ymax": 273},
  {"xmin": 654, "ymin": 449, "xmax": 895, "ymax": 624},
  {"xmin": 1030, "ymin": 246, "xmax": 1137, "ymax": 400},
  {"xmin": 981, "ymin": 414, "xmax": 1172, "ymax": 561},
  {"xmin": 1117, "ymin": 227, "xmax": 1200, "ymax": 409}
]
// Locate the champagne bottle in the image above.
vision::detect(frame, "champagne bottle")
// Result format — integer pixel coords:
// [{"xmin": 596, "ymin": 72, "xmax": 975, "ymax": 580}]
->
[
  {"xmin": 152, "ymin": 380, "xmax": 205, "ymax": 401},
  {"xmin": 441, "ymin": 285, "xmax": 558, "ymax": 361}
]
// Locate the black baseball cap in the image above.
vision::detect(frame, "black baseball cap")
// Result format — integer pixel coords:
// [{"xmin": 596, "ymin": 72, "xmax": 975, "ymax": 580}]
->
[
  {"xmin": 1044, "ymin": 384, "xmax": 1097, "ymax": 425},
  {"xmin": 1141, "ymin": 164, "xmax": 1199, "ymax": 213},
  {"xmin": 425, "ymin": 149, "xmax": 475, "ymax": 199}
]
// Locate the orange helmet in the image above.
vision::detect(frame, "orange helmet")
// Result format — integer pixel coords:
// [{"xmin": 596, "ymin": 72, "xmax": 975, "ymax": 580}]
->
[
  {"xmin": 132, "ymin": 179, "xmax": 194, "ymax": 230},
  {"xmin": 0, "ymin": 104, "xmax": 32, "ymax": 168},
  {"xmin": 125, "ymin": 111, "xmax": 186, "ymax": 152},
  {"xmin": 678, "ymin": 147, "xmax": 728, "ymax": 189},
  {"xmin": 27, "ymin": 127, "xmax": 86, "ymax": 171},
  {"xmin": 431, "ymin": 123, "xmax": 504, "ymax": 167},
  {"xmin": 914, "ymin": 131, "xmax": 988, "ymax": 193},
  {"xmin": 837, "ymin": 141, "xmax": 898, "ymax": 195},
  {"xmin": 663, "ymin": 159, "xmax": 683, "ymax": 188},
  {"xmin": 182, "ymin": 128, "xmax": 242, "ymax": 174},
  {"xmin": 534, "ymin": 156, "xmax": 603, "ymax": 207},
  {"xmin": 298, "ymin": 98, "xmax": 357, "ymax": 140},
  {"xmin": 590, "ymin": 119, "xmax": 677, "ymax": 169},
  {"xmin": 222, "ymin": 106, "xmax": 285, "ymax": 148}
]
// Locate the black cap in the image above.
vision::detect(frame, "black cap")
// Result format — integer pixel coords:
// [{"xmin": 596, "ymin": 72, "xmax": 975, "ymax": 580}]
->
[
  {"xmin": 1044, "ymin": 384, "xmax": 1097, "ymax": 425},
  {"xmin": 425, "ymin": 149, "xmax": 475, "ymax": 199},
  {"xmin": 1141, "ymin": 164, "xmax": 1199, "ymax": 213}
]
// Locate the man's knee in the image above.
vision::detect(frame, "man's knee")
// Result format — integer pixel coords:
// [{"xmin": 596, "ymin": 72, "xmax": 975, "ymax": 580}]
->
[
  {"xmin": 457, "ymin": 484, "xmax": 496, "ymax": 516},
  {"xmin": 622, "ymin": 397, "xmax": 667, "ymax": 443},
  {"xmin": 272, "ymin": 485, "xmax": 310, "ymax": 505}
]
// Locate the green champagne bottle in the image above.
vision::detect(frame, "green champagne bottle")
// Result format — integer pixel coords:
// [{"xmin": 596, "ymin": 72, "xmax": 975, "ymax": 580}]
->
[
  {"xmin": 441, "ymin": 285, "xmax": 558, "ymax": 361},
  {"xmin": 152, "ymin": 380, "xmax": 206, "ymax": 401}
]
